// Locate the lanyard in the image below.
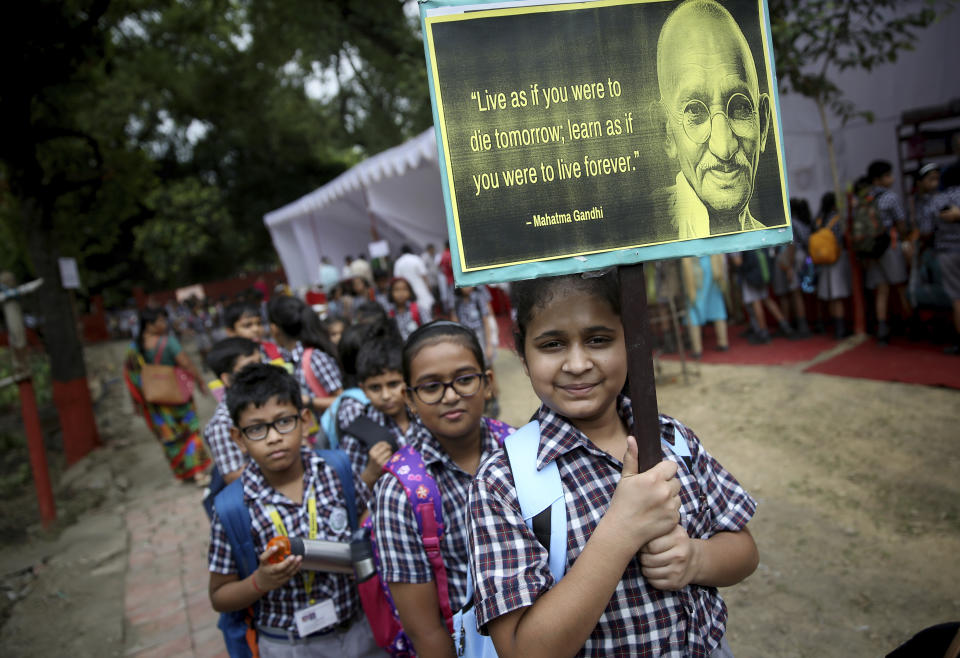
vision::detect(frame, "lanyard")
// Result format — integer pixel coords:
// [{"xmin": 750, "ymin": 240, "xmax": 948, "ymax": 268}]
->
[{"xmin": 267, "ymin": 485, "xmax": 318, "ymax": 604}]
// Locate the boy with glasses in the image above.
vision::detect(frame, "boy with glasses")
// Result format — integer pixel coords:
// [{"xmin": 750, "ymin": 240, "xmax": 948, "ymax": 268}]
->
[{"xmin": 207, "ymin": 363, "xmax": 381, "ymax": 657}]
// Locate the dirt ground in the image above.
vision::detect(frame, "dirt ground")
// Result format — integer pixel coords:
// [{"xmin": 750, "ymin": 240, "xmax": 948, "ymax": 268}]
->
[{"xmin": 1, "ymin": 338, "xmax": 958, "ymax": 657}]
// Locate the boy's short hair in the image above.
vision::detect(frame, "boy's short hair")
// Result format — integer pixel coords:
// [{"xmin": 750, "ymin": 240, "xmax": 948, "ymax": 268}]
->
[
  {"xmin": 226, "ymin": 363, "xmax": 303, "ymax": 426},
  {"xmin": 867, "ymin": 160, "xmax": 893, "ymax": 182},
  {"xmin": 206, "ymin": 337, "xmax": 260, "ymax": 379},
  {"xmin": 224, "ymin": 301, "xmax": 261, "ymax": 330},
  {"xmin": 357, "ymin": 335, "xmax": 403, "ymax": 383}
]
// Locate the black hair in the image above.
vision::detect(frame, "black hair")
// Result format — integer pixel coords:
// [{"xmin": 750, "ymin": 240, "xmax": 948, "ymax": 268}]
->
[
  {"xmin": 817, "ymin": 192, "xmax": 837, "ymax": 222},
  {"xmin": 867, "ymin": 160, "xmax": 893, "ymax": 182},
  {"xmin": 388, "ymin": 277, "xmax": 417, "ymax": 304},
  {"xmin": 354, "ymin": 300, "xmax": 389, "ymax": 325},
  {"xmin": 854, "ymin": 176, "xmax": 870, "ymax": 196},
  {"xmin": 136, "ymin": 307, "xmax": 167, "ymax": 354},
  {"xmin": 357, "ymin": 326, "xmax": 404, "ymax": 383},
  {"xmin": 205, "ymin": 337, "xmax": 260, "ymax": 379},
  {"xmin": 401, "ymin": 244, "xmax": 412, "ymax": 255},
  {"xmin": 402, "ymin": 320, "xmax": 485, "ymax": 384},
  {"xmin": 267, "ymin": 295, "xmax": 339, "ymax": 365},
  {"xmin": 510, "ymin": 272, "xmax": 621, "ymax": 360},
  {"xmin": 224, "ymin": 301, "xmax": 261, "ymax": 330},
  {"xmin": 226, "ymin": 362, "xmax": 303, "ymax": 426},
  {"xmin": 324, "ymin": 314, "xmax": 347, "ymax": 331},
  {"xmin": 789, "ymin": 197, "xmax": 812, "ymax": 226}
]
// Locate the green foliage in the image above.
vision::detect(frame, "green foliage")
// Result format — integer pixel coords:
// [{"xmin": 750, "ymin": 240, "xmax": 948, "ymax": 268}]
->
[
  {"xmin": 0, "ymin": 0, "xmax": 431, "ymax": 297},
  {"xmin": 769, "ymin": 0, "xmax": 953, "ymax": 124}
]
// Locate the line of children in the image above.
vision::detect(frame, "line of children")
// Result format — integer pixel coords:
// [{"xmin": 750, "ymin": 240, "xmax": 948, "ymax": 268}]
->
[
  {"xmin": 204, "ymin": 280, "xmax": 759, "ymax": 656},
  {"xmin": 207, "ymin": 363, "xmax": 382, "ymax": 657},
  {"xmin": 468, "ymin": 272, "xmax": 758, "ymax": 657}
]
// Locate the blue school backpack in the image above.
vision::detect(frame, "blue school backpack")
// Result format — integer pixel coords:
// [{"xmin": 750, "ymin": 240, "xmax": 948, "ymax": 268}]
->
[
  {"xmin": 452, "ymin": 419, "xmax": 694, "ymax": 657},
  {"xmin": 213, "ymin": 449, "xmax": 358, "ymax": 658},
  {"xmin": 320, "ymin": 387, "xmax": 369, "ymax": 449}
]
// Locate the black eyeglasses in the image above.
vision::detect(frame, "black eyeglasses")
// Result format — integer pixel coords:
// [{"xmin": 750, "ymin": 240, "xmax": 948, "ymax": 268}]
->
[
  {"xmin": 408, "ymin": 373, "xmax": 485, "ymax": 405},
  {"xmin": 239, "ymin": 414, "xmax": 300, "ymax": 441}
]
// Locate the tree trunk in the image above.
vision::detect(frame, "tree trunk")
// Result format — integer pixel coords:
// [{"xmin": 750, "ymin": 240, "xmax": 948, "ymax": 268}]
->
[{"xmin": 21, "ymin": 197, "xmax": 101, "ymax": 464}]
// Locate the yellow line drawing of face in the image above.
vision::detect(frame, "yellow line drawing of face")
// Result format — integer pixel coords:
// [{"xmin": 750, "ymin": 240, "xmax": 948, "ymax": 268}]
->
[{"xmin": 657, "ymin": 0, "xmax": 770, "ymax": 217}]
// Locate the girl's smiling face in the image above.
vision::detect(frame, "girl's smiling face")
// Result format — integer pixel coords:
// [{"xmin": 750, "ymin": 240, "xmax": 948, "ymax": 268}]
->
[
  {"xmin": 406, "ymin": 339, "xmax": 491, "ymax": 444},
  {"xmin": 521, "ymin": 291, "xmax": 626, "ymax": 428}
]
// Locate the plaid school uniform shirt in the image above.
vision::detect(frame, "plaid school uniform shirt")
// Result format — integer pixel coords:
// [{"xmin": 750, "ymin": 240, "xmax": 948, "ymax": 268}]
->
[
  {"xmin": 336, "ymin": 395, "xmax": 367, "ymax": 432},
  {"xmin": 373, "ymin": 418, "xmax": 505, "ymax": 612},
  {"xmin": 203, "ymin": 399, "xmax": 246, "ymax": 475},
  {"xmin": 468, "ymin": 397, "xmax": 757, "ymax": 657},
  {"xmin": 340, "ymin": 404, "xmax": 418, "ymax": 509},
  {"xmin": 208, "ymin": 447, "xmax": 360, "ymax": 633},
  {"xmin": 873, "ymin": 187, "xmax": 906, "ymax": 229},
  {"xmin": 291, "ymin": 342, "xmax": 343, "ymax": 396}
]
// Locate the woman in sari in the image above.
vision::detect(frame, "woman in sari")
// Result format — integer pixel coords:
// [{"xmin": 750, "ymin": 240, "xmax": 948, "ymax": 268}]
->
[{"xmin": 123, "ymin": 307, "xmax": 212, "ymax": 483}]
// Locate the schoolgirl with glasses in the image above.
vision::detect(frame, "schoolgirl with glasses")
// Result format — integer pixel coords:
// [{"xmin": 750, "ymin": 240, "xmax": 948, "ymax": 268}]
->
[{"xmin": 372, "ymin": 321, "xmax": 513, "ymax": 656}]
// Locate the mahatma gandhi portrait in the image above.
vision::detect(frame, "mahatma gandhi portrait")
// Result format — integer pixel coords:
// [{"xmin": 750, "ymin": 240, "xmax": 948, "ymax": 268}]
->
[{"xmin": 654, "ymin": 0, "xmax": 772, "ymax": 240}]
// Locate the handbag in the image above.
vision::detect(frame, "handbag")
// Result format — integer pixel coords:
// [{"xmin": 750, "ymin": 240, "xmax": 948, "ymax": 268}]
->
[{"xmin": 141, "ymin": 336, "xmax": 194, "ymax": 405}]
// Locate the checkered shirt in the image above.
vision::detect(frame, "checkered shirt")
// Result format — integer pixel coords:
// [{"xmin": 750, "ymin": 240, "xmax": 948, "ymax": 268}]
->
[
  {"xmin": 336, "ymin": 395, "xmax": 367, "ymax": 433},
  {"xmin": 203, "ymin": 400, "xmax": 247, "ymax": 475},
  {"xmin": 873, "ymin": 186, "xmax": 906, "ymax": 229},
  {"xmin": 208, "ymin": 448, "xmax": 360, "ymax": 633},
  {"xmin": 373, "ymin": 418, "xmax": 504, "ymax": 612},
  {"xmin": 454, "ymin": 287, "xmax": 491, "ymax": 355},
  {"xmin": 468, "ymin": 397, "xmax": 757, "ymax": 657},
  {"xmin": 935, "ymin": 187, "xmax": 960, "ymax": 252},
  {"xmin": 340, "ymin": 404, "xmax": 418, "ymax": 509},
  {"xmin": 291, "ymin": 342, "xmax": 343, "ymax": 397}
]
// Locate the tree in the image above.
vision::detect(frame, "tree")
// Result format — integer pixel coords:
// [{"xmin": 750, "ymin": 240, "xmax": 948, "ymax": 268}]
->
[
  {"xmin": 0, "ymin": 0, "xmax": 432, "ymax": 463},
  {"xmin": 769, "ymin": 0, "xmax": 953, "ymax": 213}
]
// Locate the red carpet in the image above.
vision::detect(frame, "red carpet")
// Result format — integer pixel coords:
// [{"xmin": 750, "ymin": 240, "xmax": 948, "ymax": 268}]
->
[
  {"xmin": 805, "ymin": 337, "xmax": 960, "ymax": 389},
  {"xmin": 660, "ymin": 325, "xmax": 840, "ymax": 366}
]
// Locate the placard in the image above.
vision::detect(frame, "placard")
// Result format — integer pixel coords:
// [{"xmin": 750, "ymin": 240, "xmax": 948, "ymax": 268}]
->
[
  {"xmin": 58, "ymin": 258, "xmax": 81, "ymax": 289},
  {"xmin": 422, "ymin": 0, "xmax": 791, "ymax": 285},
  {"xmin": 368, "ymin": 240, "xmax": 391, "ymax": 259}
]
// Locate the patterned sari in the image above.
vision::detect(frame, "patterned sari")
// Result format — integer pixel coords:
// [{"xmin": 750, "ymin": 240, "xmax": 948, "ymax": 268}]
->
[{"xmin": 123, "ymin": 339, "xmax": 211, "ymax": 480}]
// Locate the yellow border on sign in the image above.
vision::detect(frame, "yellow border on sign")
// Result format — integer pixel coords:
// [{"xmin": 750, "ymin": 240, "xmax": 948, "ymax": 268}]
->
[{"xmin": 424, "ymin": 0, "xmax": 790, "ymax": 273}]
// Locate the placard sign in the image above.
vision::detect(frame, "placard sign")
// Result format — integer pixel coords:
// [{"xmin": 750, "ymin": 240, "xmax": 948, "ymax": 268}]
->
[
  {"xmin": 421, "ymin": 0, "xmax": 791, "ymax": 285},
  {"xmin": 58, "ymin": 258, "xmax": 81, "ymax": 289}
]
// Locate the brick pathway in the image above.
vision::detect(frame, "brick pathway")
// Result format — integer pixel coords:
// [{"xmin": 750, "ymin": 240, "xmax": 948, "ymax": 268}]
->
[{"xmin": 123, "ymin": 484, "xmax": 226, "ymax": 658}]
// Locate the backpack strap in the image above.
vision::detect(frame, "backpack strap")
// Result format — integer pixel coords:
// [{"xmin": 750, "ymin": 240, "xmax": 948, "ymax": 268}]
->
[
  {"xmin": 301, "ymin": 348, "xmax": 329, "ymax": 398},
  {"xmin": 214, "ymin": 480, "xmax": 259, "ymax": 579},
  {"xmin": 383, "ymin": 445, "xmax": 454, "ymax": 633},
  {"xmin": 320, "ymin": 388, "xmax": 369, "ymax": 450},
  {"xmin": 504, "ymin": 421, "xmax": 566, "ymax": 583},
  {"xmin": 153, "ymin": 335, "xmax": 169, "ymax": 365},
  {"xmin": 411, "ymin": 302, "xmax": 421, "ymax": 326},
  {"xmin": 316, "ymin": 448, "xmax": 358, "ymax": 532},
  {"xmin": 483, "ymin": 416, "xmax": 515, "ymax": 445},
  {"xmin": 261, "ymin": 340, "xmax": 282, "ymax": 361}
]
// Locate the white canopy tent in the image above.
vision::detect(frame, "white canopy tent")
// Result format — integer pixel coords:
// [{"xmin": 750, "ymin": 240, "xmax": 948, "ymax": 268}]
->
[
  {"xmin": 266, "ymin": 8, "xmax": 960, "ymax": 289},
  {"xmin": 264, "ymin": 129, "xmax": 448, "ymax": 289}
]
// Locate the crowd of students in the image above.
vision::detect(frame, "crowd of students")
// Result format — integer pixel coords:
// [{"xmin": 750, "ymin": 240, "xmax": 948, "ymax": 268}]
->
[
  {"xmin": 121, "ymin": 269, "xmax": 758, "ymax": 657},
  {"xmin": 666, "ymin": 158, "xmax": 960, "ymax": 357},
  {"xmin": 114, "ymin": 151, "xmax": 960, "ymax": 657}
]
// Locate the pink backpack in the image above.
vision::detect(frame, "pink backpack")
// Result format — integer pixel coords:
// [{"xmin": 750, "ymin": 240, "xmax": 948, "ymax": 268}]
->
[{"xmin": 359, "ymin": 417, "xmax": 514, "ymax": 656}]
